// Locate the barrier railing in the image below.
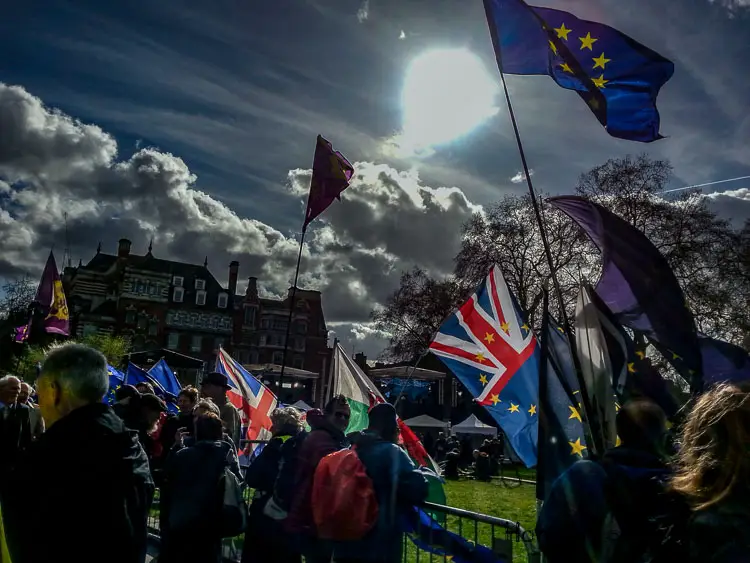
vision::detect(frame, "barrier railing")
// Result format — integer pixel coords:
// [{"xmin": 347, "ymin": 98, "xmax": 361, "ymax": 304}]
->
[{"xmin": 147, "ymin": 489, "xmax": 539, "ymax": 563}]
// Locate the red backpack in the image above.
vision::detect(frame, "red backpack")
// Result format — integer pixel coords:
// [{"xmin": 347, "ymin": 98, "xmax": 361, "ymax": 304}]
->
[{"xmin": 311, "ymin": 448, "xmax": 379, "ymax": 541}]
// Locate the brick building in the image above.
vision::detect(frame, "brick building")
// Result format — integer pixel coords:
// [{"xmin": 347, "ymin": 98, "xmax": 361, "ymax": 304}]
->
[{"xmin": 63, "ymin": 238, "xmax": 329, "ymax": 400}]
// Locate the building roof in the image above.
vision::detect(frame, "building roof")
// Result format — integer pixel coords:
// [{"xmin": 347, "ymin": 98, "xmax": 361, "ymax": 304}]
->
[{"xmin": 368, "ymin": 366, "xmax": 446, "ymax": 381}]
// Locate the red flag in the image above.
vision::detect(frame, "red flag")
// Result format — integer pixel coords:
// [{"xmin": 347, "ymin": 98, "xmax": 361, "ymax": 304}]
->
[{"xmin": 303, "ymin": 135, "xmax": 354, "ymax": 231}]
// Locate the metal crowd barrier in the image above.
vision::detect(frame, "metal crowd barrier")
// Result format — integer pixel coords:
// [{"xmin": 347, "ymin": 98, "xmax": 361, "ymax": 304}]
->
[{"xmin": 148, "ymin": 488, "xmax": 539, "ymax": 563}]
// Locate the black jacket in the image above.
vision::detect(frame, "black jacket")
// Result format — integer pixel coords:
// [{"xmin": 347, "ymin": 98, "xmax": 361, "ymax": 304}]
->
[
  {"xmin": 3, "ymin": 403, "xmax": 154, "ymax": 563},
  {"xmin": 688, "ymin": 486, "xmax": 750, "ymax": 563}
]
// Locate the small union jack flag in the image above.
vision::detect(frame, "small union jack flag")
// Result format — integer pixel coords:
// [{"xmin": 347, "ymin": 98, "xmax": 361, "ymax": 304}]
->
[
  {"xmin": 216, "ymin": 348, "xmax": 277, "ymax": 452},
  {"xmin": 430, "ymin": 265, "xmax": 540, "ymax": 467}
]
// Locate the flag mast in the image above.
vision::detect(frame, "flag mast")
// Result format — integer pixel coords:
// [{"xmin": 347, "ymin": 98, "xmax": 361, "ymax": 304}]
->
[
  {"xmin": 483, "ymin": 0, "xmax": 604, "ymax": 456},
  {"xmin": 278, "ymin": 227, "xmax": 306, "ymax": 390}
]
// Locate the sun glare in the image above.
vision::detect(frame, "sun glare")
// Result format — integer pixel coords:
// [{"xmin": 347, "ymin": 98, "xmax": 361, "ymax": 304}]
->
[{"xmin": 393, "ymin": 48, "xmax": 499, "ymax": 157}]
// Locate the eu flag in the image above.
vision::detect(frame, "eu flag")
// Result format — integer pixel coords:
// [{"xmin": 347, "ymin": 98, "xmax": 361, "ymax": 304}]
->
[
  {"xmin": 126, "ymin": 362, "xmax": 179, "ymax": 413},
  {"xmin": 537, "ymin": 317, "xmax": 588, "ymax": 500},
  {"xmin": 148, "ymin": 359, "xmax": 182, "ymax": 400},
  {"xmin": 484, "ymin": 0, "xmax": 674, "ymax": 142},
  {"xmin": 430, "ymin": 265, "xmax": 539, "ymax": 467},
  {"xmin": 105, "ymin": 364, "xmax": 124, "ymax": 405}
]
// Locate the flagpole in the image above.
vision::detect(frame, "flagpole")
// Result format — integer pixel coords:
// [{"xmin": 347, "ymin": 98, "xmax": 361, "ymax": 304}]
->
[
  {"xmin": 278, "ymin": 228, "xmax": 306, "ymax": 391},
  {"xmin": 535, "ymin": 287, "xmax": 550, "ymax": 502},
  {"xmin": 484, "ymin": 3, "xmax": 604, "ymax": 456}
]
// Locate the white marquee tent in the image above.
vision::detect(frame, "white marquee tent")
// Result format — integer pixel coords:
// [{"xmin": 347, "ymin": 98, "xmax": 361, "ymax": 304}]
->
[
  {"xmin": 402, "ymin": 414, "xmax": 450, "ymax": 429},
  {"xmin": 451, "ymin": 414, "xmax": 498, "ymax": 436}
]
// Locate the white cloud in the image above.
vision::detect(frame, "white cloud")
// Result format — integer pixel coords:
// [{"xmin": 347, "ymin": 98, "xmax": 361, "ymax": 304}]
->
[
  {"xmin": 706, "ymin": 187, "xmax": 750, "ymax": 226},
  {"xmin": 510, "ymin": 169, "xmax": 534, "ymax": 184},
  {"xmin": 357, "ymin": 0, "xmax": 369, "ymax": 23},
  {"xmin": 0, "ymin": 83, "xmax": 481, "ymax": 360}
]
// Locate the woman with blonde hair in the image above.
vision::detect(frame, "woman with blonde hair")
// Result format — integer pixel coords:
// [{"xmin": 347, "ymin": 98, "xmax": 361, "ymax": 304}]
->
[{"xmin": 671, "ymin": 382, "xmax": 750, "ymax": 562}]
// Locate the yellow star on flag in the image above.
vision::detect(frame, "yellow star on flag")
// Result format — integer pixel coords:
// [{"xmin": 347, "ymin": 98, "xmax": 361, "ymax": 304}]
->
[
  {"xmin": 500, "ymin": 321, "xmax": 510, "ymax": 334},
  {"xmin": 479, "ymin": 374, "xmax": 488, "ymax": 386},
  {"xmin": 521, "ymin": 323, "xmax": 530, "ymax": 331},
  {"xmin": 490, "ymin": 394, "xmax": 500, "ymax": 405},
  {"xmin": 635, "ymin": 350, "xmax": 646, "ymax": 360},
  {"xmin": 559, "ymin": 62, "xmax": 573, "ymax": 73},
  {"xmin": 508, "ymin": 403, "xmax": 520, "ymax": 413},
  {"xmin": 616, "ymin": 435, "xmax": 622, "ymax": 447},
  {"xmin": 579, "ymin": 32, "xmax": 598, "ymax": 50},
  {"xmin": 592, "ymin": 52, "xmax": 611, "ymax": 69},
  {"xmin": 627, "ymin": 362, "xmax": 636, "ymax": 373},
  {"xmin": 528, "ymin": 404, "xmax": 537, "ymax": 416},
  {"xmin": 549, "ymin": 40, "xmax": 558, "ymax": 54},
  {"xmin": 554, "ymin": 23, "xmax": 572, "ymax": 40},
  {"xmin": 592, "ymin": 74, "xmax": 608, "ymax": 89},
  {"xmin": 672, "ymin": 352, "xmax": 682, "ymax": 360},
  {"xmin": 569, "ymin": 438, "xmax": 587, "ymax": 457},
  {"xmin": 568, "ymin": 405, "xmax": 582, "ymax": 422},
  {"xmin": 475, "ymin": 352, "xmax": 486, "ymax": 363},
  {"xmin": 484, "ymin": 332, "xmax": 495, "ymax": 344}
]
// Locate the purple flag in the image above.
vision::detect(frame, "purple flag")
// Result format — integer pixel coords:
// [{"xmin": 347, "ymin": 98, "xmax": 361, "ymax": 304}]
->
[
  {"xmin": 549, "ymin": 196, "xmax": 701, "ymax": 390},
  {"xmin": 303, "ymin": 135, "xmax": 354, "ymax": 231},
  {"xmin": 35, "ymin": 252, "xmax": 70, "ymax": 336},
  {"xmin": 14, "ymin": 323, "xmax": 30, "ymax": 343}
]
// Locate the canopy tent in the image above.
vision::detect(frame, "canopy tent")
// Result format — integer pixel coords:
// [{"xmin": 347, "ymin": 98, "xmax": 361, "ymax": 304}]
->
[
  {"xmin": 451, "ymin": 414, "xmax": 498, "ymax": 436},
  {"xmin": 402, "ymin": 414, "xmax": 450, "ymax": 429},
  {"xmin": 291, "ymin": 400, "xmax": 313, "ymax": 411}
]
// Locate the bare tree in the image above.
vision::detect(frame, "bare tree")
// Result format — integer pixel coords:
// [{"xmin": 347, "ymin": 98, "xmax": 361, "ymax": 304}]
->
[{"xmin": 0, "ymin": 276, "xmax": 36, "ymax": 318}]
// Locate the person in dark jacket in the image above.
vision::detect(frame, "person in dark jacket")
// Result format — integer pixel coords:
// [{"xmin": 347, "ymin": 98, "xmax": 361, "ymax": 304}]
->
[
  {"xmin": 3, "ymin": 343, "xmax": 154, "ymax": 563},
  {"xmin": 118, "ymin": 391, "xmax": 168, "ymax": 466},
  {"xmin": 537, "ymin": 399, "xmax": 672, "ymax": 563},
  {"xmin": 157, "ymin": 386, "xmax": 199, "ymax": 468},
  {"xmin": 161, "ymin": 413, "xmax": 238, "ymax": 563},
  {"xmin": 671, "ymin": 383, "xmax": 750, "ymax": 563},
  {"xmin": 286, "ymin": 395, "xmax": 350, "ymax": 563},
  {"xmin": 242, "ymin": 406, "xmax": 305, "ymax": 563},
  {"xmin": 333, "ymin": 403, "xmax": 430, "ymax": 563},
  {"xmin": 0, "ymin": 375, "xmax": 32, "ymax": 480}
]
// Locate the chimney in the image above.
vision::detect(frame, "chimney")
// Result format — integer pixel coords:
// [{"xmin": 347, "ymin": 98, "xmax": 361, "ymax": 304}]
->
[
  {"xmin": 354, "ymin": 352, "xmax": 368, "ymax": 370},
  {"xmin": 117, "ymin": 238, "xmax": 132, "ymax": 258},
  {"xmin": 228, "ymin": 261, "xmax": 239, "ymax": 296},
  {"xmin": 245, "ymin": 276, "xmax": 258, "ymax": 300}
]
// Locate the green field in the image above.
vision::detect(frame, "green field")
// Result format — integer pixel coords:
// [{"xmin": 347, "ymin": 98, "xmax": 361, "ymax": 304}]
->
[{"xmin": 405, "ymin": 473, "xmax": 538, "ymax": 563}]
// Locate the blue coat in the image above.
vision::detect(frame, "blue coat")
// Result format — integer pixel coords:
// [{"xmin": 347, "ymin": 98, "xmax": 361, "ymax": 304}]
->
[{"xmin": 332, "ymin": 431, "xmax": 430, "ymax": 563}]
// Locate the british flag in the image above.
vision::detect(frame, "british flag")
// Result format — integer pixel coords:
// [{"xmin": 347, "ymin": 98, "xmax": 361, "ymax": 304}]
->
[
  {"xmin": 215, "ymin": 347, "xmax": 278, "ymax": 450},
  {"xmin": 430, "ymin": 265, "xmax": 540, "ymax": 467}
]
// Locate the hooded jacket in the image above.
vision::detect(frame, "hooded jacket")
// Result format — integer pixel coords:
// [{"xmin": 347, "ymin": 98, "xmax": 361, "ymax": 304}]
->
[
  {"xmin": 331, "ymin": 430, "xmax": 430, "ymax": 563},
  {"xmin": 285, "ymin": 409, "xmax": 348, "ymax": 535},
  {"xmin": 4, "ymin": 403, "xmax": 154, "ymax": 563}
]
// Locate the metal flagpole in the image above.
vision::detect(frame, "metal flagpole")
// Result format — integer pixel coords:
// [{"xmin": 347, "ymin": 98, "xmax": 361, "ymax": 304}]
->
[
  {"xmin": 278, "ymin": 228, "xmax": 306, "ymax": 391},
  {"xmin": 483, "ymin": 1, "xmax": 604, "ymax": 456}
]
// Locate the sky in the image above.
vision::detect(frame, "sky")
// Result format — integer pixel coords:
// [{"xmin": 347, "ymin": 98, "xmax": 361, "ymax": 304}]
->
[{"xmin": 0, "ymin": 0, "xmax": 748, "ymax": 359}]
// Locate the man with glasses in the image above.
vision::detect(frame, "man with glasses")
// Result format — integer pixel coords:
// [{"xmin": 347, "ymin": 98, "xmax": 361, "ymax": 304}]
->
[{"xmin": 286, "ymin": 395, "xmax": 351, "ymax": 563}]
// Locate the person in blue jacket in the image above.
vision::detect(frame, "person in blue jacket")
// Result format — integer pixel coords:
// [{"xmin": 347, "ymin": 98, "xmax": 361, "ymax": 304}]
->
[{"xmin": 333, "ymin": 403, "xmax": 430, "ymax": 563}]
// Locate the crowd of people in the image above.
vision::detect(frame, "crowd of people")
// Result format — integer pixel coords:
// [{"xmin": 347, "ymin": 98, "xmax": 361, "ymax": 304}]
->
[
  {"xmin": 0, "ymin": 343, "xmax": 432, "ymax": 563},
  {"xmin": 0, "ymin": 343, "xmax": 748, "ymax": 563}
]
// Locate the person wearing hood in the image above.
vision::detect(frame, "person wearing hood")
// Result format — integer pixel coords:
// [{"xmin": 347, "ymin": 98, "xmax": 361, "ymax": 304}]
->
[
  {"xmin": 3, "ymin": 344, "xmax": 154, "ymax": 563},
  {"xmin": 333, "ymin": 403, "xmax": 429, "ymax": 563},
  {"xmin": 286, "ymin": 395, "xmax": 350, "ymax": 563}
]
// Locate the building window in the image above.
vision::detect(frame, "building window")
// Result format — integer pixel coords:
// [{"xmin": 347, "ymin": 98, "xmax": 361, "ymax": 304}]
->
[
  {"xmin": 215, "ymin": 337, "xmax": 225, "ymax": 350},
  {"xmin": 296, "ymin": 321, "xmax": 307, "ymax": 334},
  {"xmin": 293, "ymin": 356, "xmax": 304, "ymax": 370},
  {"xmin": 273, "ymin": 320, "xmax": 288, "ymax": 331},
  {"xmin": 137, "ymin": 314, "xmax": 148, "ymax": 330},
  {"xmin": 250, "ymin": 351, "xmax": 259, "ymax": 364},
  {"xmin": 244, "ymin": 307, "xmax": 256, "ymax": 326},
  {"xmin": 260, "ymin": 318, "xmax": 270, "ymax": 329},
  {"xmin": 173, "ymin": 276, "xmax": 184, "ymax": 287},
  {"xmin": 294, "ymin": 337, "xmax": 305, "ymax": 352},
  {"xmin": 259, "ymin": 334, "xmax": 267, "ymax": 346},
  {"xmin": 195, "ymin": 279, "xmax": 206, "ymax": 290},
  {"xmin": 196, "ymin": 290, "xmax": 206, "ymax": 306},
  {"xmin": 272, "ymin": 351, "xmax": 284, "ymax": 365},
  {"xmin": 218, "ymin": 293, "xmax": 228, "ymax": 308},
  {"xmin": 148, "ymin": 322, "xmax": 158, "ymax": 336},
  {"xmin": 167, "ymin": 332, "xmax": 180, "ymax": 349},
  {"xmin": 191, "ymin": 335, "xmax": 202, "ymax": 352},
  {"xmin": 173, "ymin": 287, "xmax": 184, "ymax": 303},
  {"xmin": 125, "ymin": 310, "xmax": 136, "ymax": 324}
]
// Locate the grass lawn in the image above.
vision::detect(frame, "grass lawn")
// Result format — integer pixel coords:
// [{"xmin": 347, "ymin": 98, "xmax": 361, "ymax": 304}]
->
[{"xmin": 402, "ymin": 470, "xmax": 538, "ymax": 563}]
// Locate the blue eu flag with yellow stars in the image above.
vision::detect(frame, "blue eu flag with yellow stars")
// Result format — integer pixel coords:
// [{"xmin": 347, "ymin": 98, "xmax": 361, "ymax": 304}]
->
[
  {"xmin": 105, "ymin": 364, "xmax": 124, "ymax": 405},
  {"xmin": 430, "ymin": 265, "xmax": 539, "ymax": 467},
  {"xmin": 537, "ymin": 317, "xmax": 589, "ymax": 501},
  {"xmin": 484, "ymin": 0, "xmax": 674, "ymax": 142}
]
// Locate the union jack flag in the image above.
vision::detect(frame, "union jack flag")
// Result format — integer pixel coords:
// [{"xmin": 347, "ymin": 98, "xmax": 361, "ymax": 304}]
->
[
  {"xmin": 430, "ymin": 265, "xmax": 540, "ymax": 467},
  {"xmin": 215, "ymin": 347, "xmax": 277, "ymax": 451}
]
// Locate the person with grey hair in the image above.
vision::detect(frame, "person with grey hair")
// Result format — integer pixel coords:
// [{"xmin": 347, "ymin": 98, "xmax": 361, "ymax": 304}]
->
[
  {"xmin": 3, "ymin": 343, "xmax": 155, "ymax": 563},
  {"xmin": 18, "ymin": 382, "xmax": 44, "ymax": 440},
  {"xmin": 0, "ymin": 374, "xmax": 31, "ymax": 479},
  {"xmin": 241, "ymin": 406, "xmax": 306, "ymax": 563}
]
